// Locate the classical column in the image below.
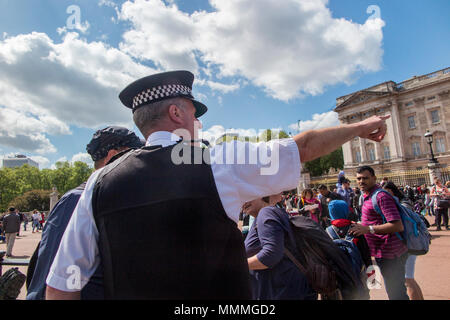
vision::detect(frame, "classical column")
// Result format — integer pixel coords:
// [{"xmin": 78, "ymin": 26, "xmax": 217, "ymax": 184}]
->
[
  {"xmin": 49, "ymin": 187, "xmax": 59, "ymax": 212},
  {"xmin": 359, "ymin": 138, "xmax": 367, "ymax": 162},
  {"xmin": 386, "ymin": 101, "xmax": 404, "ymax": 160},
  {"xmin": 375, "ymin": 142, "xmax": 383, "ymax": 161},
  {"xmin": 298, "ymin": 170, "xmax": 311, "ymax": 193},
  {"xmin": 342, "ymin": 141, "xmax": 354, "ymax": 166}
]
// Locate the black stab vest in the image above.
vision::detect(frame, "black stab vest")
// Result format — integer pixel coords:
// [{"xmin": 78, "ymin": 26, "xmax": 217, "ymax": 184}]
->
[{"xmin": 92, "ymin": 144, "xmax": 252, "ymax": 299}]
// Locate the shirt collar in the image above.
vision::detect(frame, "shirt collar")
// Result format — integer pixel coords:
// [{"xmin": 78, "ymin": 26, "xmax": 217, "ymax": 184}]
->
[
  {"xmin": 363, "ymin": 184, "xmax": 381, "ymax": 199},
  {"xmin": 145, "ymin": 131, "xmax": 181, "ymax": 147}
]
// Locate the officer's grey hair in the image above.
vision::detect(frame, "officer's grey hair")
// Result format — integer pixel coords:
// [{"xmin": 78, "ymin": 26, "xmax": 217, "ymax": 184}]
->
[{"xmin": 133, "ymin": 97, "xmax": 186, "ymax": 136}]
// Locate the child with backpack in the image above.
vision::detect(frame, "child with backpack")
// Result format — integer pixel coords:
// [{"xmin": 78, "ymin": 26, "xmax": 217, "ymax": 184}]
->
[
  {"xmin": 326, "ymin": 200, "xmax": 371, "ymax": 299},
  {"xmin": 326, "ymin": 201, "xmax": 372, "ymax": 269}
]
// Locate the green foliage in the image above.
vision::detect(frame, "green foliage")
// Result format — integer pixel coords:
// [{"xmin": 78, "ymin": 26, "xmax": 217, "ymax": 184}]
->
[
  {"xmin": 215, "ymin": 129, "xmax": 290, "ymax": 145},
  {"xmin": 259, "ymin": 129, "xmax": 290, "ymax": 142},
  {"xmin": 9, "ymin": 189, "xmax": 51, "ymax": 212},
  {"xmin": 304, "ymin": 147, "xmax": 344, "ymax": 177},
  {"xmin": 0, "ymin": 162, "xmax": 94, "ymax": 212}
]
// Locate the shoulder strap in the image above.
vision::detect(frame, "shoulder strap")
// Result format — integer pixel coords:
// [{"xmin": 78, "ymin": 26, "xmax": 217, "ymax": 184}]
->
[
  {"xmin": 370, "ymin": 189, "xmax": 404, "ymax": 241},
  {"xmin": 326, "ymin": 226, "xmax": 340, "ymax": 240},
  {"xmin": 344, "ymin": 233, "xmax": 355, "ymax": 243},
  {"xmin": 284, "ymin": 248, "xmax": 308, "ymax": 275},
  {"xmin": 370, "ymin": 189, "xmax": 391, "ymax": 223}
]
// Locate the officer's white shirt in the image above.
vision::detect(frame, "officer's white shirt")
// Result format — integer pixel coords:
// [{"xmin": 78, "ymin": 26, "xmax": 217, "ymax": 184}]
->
[{"xmin": 46, "ymin": 131, "xmax": 301, "ymax": 292}]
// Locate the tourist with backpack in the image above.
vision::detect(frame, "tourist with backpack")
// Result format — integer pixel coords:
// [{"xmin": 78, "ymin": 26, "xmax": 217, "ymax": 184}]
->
[
  {"xmin": 348, "ymin": 166, "xmax": 409, "ymax": 300},
  {"xmin": 382, "ymin": 182, "xmax": 424, "ymax": 300},
  {"xmin": 244, "ymin": 193, "xmax": 317, "ymax": 300},
  {"xmin": 326, "ymin": 200, "xmax": 371, "ymax": 299},
  {"xmin": 326, "ymin": 201, "xmax": 372, "ymax": 268}
]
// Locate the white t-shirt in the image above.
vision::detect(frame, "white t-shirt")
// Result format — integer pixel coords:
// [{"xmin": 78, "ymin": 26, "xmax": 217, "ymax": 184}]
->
[{"xmin": 46, "ymin": 131, "xmax": 301, "ymax": 292}]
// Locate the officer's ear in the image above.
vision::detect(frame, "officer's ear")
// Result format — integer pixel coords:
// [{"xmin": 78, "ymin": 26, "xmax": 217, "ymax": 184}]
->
[{"xmin": 168, "ymin": 104, "xmax": 184, "ymax": 124}]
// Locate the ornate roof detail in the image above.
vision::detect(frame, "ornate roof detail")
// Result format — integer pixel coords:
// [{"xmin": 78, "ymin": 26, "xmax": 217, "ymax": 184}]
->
[{"xmin": 335, "ymin": 90, "xmax": 391, "ymax": 111}]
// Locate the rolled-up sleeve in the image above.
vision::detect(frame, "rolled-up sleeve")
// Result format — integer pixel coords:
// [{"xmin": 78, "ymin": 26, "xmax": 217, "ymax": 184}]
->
[
  {"xmin": 46, "ymin": 169, "xmax": 103, "ymax": 292},
  {"xmin": 210, "ymin": 138, "xmax": 301, "ymax": 223},
  {"xmin": 255, "ymin": 209, "xmax": 285, "ymax": 268}
]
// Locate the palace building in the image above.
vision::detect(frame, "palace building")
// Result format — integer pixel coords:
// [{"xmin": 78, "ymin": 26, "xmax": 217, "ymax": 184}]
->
[{"xmin": 334, "ymin": 67, "xmax": 450, "ymax": 184}]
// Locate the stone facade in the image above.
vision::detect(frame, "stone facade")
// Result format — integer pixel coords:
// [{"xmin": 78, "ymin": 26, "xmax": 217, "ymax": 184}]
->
[{"xmin": 334, "ymin": 67, "xmax": 450, "ymax": 179}]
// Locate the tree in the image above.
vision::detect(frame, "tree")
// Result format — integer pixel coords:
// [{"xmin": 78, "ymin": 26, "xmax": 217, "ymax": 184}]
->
[
  {"xmin": 259, "ymin": 129, "xmax": 290, "ymax": 142},
  {"xmin": 304, "ymin": 147, "xmax": 344, "ymax": 177},
  {"xmin": 9, "ymin": 189, "xmax": 51, "ymax": 212},
  {"xmin": 0, "ymin": 161, "xmax": 94, "ymax": 212},
  {"xmin": 67, "ymin": 161, "xmax": 93, "ymax": 191}
]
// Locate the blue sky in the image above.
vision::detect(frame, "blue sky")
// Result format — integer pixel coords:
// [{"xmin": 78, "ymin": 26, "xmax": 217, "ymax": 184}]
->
[{"xmin": 0, "ymin": 0, "xmax": 449, "ymax": 168}]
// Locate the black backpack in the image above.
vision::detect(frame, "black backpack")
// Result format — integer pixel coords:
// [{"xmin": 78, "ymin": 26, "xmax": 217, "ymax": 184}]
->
[
  {"xmin": 285, "ymin": 215, "xmax": 366, "ymax": 300},
  {"xmin": 0, "ymin": 267, "xmax": 26, "ymax": 300}
]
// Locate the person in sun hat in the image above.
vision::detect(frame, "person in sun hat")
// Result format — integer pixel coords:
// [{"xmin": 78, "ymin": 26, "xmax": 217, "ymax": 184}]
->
[
  {"xmin": 46, "ymin": 70, "xmax": 391, "ymax": 300},
  {"xmin": 26, "ymin": 126, "xmax": 143, "ymax": 300}
]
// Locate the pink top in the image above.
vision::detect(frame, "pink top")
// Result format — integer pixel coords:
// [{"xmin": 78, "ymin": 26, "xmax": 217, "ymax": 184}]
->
[{"xmin": 361, "ymin": 186, "xmax": 407, "ymax": 259}]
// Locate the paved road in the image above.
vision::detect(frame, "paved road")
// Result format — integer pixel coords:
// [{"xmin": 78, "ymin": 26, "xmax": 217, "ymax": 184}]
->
[{"xmin": 2, "ymin": 215, "xmax": 449, "ymax": 300}]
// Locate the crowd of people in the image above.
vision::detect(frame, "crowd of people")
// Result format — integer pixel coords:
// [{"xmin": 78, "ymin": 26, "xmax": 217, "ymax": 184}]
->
[
  {"xmin": 7, "ymin": 69, "xmax": 439, "ymax": 301},
  {"xmin": 241, "ymin": 168, "xmax": 447, "ymax": 300},
  {"xmin": 0, "ymin": 209, "xmax": 46, "ymax": 257}
]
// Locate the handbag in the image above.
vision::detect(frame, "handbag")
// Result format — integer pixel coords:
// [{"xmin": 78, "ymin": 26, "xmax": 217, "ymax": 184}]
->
[
  {"xmin": 436, "ymin": 198, "xmax": 450, "ymax": 209},
  {"xmin": 433, "ymin": 186, "xmax": 450, "ymax": 209}
]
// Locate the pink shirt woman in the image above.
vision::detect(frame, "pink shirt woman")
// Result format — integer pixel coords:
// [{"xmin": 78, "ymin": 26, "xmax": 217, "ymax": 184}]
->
[{"xmin": 298, "ymin": 188, "xmax": 322, "ymax": 223}]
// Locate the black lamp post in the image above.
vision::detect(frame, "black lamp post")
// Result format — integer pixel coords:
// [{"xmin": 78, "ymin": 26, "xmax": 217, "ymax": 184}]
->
[{"xmin": 424, "ymin": 130, "xmax": 438, "ymax": 163}]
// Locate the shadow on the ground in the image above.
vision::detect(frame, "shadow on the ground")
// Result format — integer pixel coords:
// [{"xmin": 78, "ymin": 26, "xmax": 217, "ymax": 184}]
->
[
  {"xmin": 430, "ymin": 234, "xmax": 450, "ymax": 240},
  {"xmin": 9, "ymin": 255, "xmax": 30, "ymax": 259}
]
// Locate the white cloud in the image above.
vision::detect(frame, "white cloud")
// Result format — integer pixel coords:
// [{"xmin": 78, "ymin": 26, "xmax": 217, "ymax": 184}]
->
[
  {"xmin": 118, "ymin": 0, "xmax": 385, "ymax": 101},
  {"xmin": 288, "ymin": 111, "xmax": 340, "ymax": 132},
  {"xmin": 29, "ymin": 156, "xmax": 51, "ymax": 169},
  {"xmin": 50, "ymin": 152, "xmax": 94, "ymax": 169},
  {"xmin": 206, "ymin": 80, "xmax": 240, "ymax": 93},
  {"xmin": 0, "ymin": 31, "xmax": 156, "ymax": 153},
  {"xmin": 99, "ymin": 0, "xmax": 117, "ymax": 8},
  {"xmin": 71, "ymin": 152, "xmax": 94, "ymax": 167},
  {"xmin": 201, "ymin": 125, "xmax": 284, "ymax": 146}
]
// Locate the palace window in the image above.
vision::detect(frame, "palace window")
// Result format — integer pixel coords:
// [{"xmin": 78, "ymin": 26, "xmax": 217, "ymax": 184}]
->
[
  {"xmin": 408, "ymin": 116, "xmax": 416, "ymax": 129},
  {"xmin": 383, "ymin": 146, "xmax": 391, "ymax": 159},
  {"xmin": 436, "ymin": 138, "xmax": 446, "ymax": 153},
  {"xmin": 428, "ymin": 96, "xmax": 435, "ymax": 101},
  {"xmin": 405, "ymin": 101, "xmax": 414, "ymax": 107},
  {"xmin": 355, "ymin": 150, "xmax": 362, "ymax": 163},
  {"xmin": 368, "ymin": 148, "xmax": 376, "ymax": 161},
  {"xmin": 412, "ymin": 142, "xmax": 421, "ymax": 157},
  {"xmin": 431, "ymin": 110, "xmax": 440, "ymax": 123}
]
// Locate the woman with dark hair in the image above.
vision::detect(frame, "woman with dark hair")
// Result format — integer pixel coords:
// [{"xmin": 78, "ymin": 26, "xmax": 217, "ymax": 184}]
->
[
  {"xmin": 244, "ymin": 194, "xmax": 317, "ymax": 300},
  {"xmin": 383, "ymin": 181, "xmax": 424, "ymax": 300}
]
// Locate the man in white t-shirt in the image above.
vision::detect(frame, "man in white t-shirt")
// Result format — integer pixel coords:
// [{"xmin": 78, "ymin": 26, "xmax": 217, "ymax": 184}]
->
[{"xmin": 32, "ymin": 211, "xmax": 41, "ymax": 233}]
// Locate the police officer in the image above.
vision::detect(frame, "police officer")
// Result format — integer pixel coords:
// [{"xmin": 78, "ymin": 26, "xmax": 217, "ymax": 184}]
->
[
  {"xmin": 46, "ymin": 70, "xmax": 389, "ymax": 300},
  {"xmin": 27, "ymin": 126, "xmax": 143, "ymax": 300}
]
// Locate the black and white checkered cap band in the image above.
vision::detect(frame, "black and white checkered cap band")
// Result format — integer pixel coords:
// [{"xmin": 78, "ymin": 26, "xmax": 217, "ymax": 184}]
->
[{"xmin": 132, "ymin": 84, "xmax": 192, "ymax": 109}]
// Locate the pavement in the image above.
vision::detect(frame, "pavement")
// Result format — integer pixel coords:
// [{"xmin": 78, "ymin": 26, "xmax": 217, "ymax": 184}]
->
[{"xmin": 2, "ymin": 215, "xmax": 450, "ymax": 300}]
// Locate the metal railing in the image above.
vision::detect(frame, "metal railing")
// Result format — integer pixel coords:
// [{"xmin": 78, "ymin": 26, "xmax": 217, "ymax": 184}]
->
[{"xmin": 309, "ymin": 167, "xmax": 450, "ymax": 189}]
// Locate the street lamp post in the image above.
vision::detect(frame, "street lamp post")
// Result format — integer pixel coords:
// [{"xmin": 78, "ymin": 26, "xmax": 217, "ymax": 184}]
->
[
  {"xmin": 424, "ymin": 130, "xmax": 438, "ymax": 163},
  {"xmin": 424, "ymin": 129, "xmax": 441, "ymax": 183}
]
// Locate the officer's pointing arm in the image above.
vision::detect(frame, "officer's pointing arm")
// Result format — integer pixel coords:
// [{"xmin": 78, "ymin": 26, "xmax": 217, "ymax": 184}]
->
[{"xmin": 294, "ymin": 115, "xmax": 389, "ymax": 163}]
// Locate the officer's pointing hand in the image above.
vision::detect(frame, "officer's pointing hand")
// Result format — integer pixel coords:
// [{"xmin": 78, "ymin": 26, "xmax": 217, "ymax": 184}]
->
[{"xmin": 357, "ymin": 115, "xmax": 390, "ymax": 142}]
